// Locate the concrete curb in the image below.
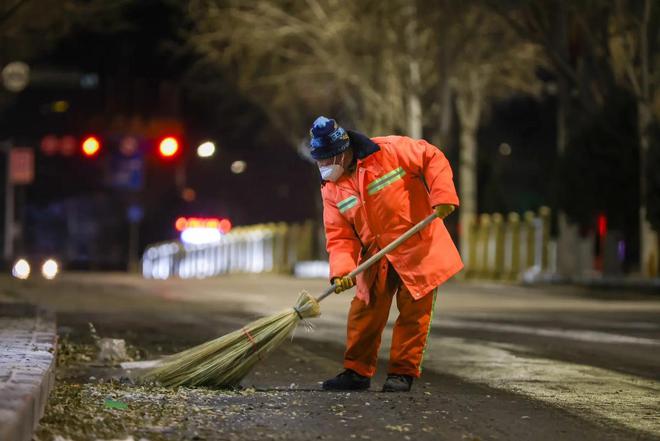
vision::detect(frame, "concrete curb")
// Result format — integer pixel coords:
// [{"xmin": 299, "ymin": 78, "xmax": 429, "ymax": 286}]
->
[{"xmin": 0, "ymin": 303, "xmax": 57, "ymax": 441}]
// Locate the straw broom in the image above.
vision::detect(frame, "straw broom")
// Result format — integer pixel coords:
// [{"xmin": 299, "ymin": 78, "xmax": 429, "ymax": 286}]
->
[{"xmin": 143, "ymin": 213, "xmax": 438, "ymax": 388}]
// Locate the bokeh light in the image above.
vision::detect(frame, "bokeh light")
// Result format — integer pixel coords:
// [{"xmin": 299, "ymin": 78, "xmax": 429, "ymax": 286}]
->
[
  {"xmin": 12, "ymin": 259, "xmax": 30, "ymax": 280},
  {"xmin": 231, "ymin": 160, "xmax": 247, "ymax": 174},
  {"xmin": 41, "ymin": 259, "xmax": 59, "ymax": 280},
  {"xmin": 197, "ymin": 141, "xmax": 216, "ymax": 158}
]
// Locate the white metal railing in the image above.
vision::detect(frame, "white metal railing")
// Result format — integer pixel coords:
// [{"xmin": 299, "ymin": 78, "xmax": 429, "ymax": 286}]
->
[
  {"xmin": 142, "ymin": 221, "xmax": 316, "ymax": 280},
  {"xmin": 143, "ymin": 209, "xmax": 561, "ymax": 282}
]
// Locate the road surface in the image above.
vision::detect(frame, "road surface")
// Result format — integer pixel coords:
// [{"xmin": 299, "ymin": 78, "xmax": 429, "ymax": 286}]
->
[{"xmin": 2, "ymin": 273, "xmax": 658, "ymax": 441}]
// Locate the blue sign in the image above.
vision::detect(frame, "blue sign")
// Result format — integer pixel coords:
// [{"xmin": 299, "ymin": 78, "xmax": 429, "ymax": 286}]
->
[
  {"xmin": 106, "ymin": 135, "xmax": 146, "ymax": 191},
  {"xmin": 109, "ymin": 156, "xmax": 144, "ymax": 190},
  {"xmin": 127, "ymin": 204, "xmax": 144, "ymax": 223}
]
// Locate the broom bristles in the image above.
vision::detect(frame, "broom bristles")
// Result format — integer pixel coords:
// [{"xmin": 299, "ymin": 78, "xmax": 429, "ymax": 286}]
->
[{"xmin": 142, "ymin": 291, "xmax": 321, "ymax": 388}]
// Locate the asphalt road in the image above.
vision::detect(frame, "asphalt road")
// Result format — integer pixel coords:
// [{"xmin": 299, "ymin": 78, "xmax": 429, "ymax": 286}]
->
[{"xmin": 2, "ymin": 272, "xmax": 659, "ymax": 441}]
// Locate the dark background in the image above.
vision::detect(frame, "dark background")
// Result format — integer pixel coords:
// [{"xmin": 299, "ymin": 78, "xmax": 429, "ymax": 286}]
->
[{"xmin": 1, "ymin": 0, "xmax": 654, "ymax": 271}]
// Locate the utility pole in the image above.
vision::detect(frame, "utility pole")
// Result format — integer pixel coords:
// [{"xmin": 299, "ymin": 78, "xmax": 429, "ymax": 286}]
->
[{"xmin": 2, "ymin": 140, "xmax": 14, "ymax": 262}]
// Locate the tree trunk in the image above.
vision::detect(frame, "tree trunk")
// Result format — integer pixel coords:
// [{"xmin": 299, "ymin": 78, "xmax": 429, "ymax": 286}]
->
[
  {"xmin": 637, "ymin": 0, "xmax": 658, "ymax": 277},
  {"xmin": 455, "ymin": 72, "xmax": 483, "ymax": 264},
  {"xmin": 458, "ymin": 123, "xmax": 478, "ymax": 263},
  {"xmin": 404, "ymin": 1, "xmax": 423, "ymax": 139},
  {"xmin": 551, "ymin": 3, "xmax": 582, "ymax": 280},
  {"xmin": 555, "ymin": 75, "xmax": 581, "ymax": 278},
  {"xmin": 638, "ymin": 100, "xmax": 658, "ymax": 276},
  {"xmin": 439, "ymin": 79, "xmax": 452, "ymax": 145},
  {"xmin": 407, "ymin": 60, "xmax": 423, "ymax": 139}
]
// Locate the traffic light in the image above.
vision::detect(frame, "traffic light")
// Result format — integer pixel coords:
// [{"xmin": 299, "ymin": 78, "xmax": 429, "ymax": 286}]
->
[
  {"xmin": 158, "ymin": 136, "xmax": 179, "ymax": 158},
  {"xmin": 81, "ymin": 136, "xmax": 101, "ymax": 157}
]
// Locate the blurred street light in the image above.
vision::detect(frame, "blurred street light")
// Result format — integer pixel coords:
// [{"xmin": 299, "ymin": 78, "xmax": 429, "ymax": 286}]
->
[
  {"xmin": 51, "ymin": 100, "xmax": 70, "ymax": 113},
  {"xmin": 219, "ymin": 218, "xmax": 232, "ymax": 233},
  {"xmin": 40, "ymin": 135, "xmax": 59, "ymax": 156},
  {"xmin": 12, "ymin": 259, "xmax": 30, "ymax": 279},
  {"xmin": 41, "ymin": 259, "xmax": 59, "ymax": 280},
  {"xmin": 175, "ymin": 217, "xmax": 232, "ymax": 245},
  {"xmin": 181, "ymin": 187, "xmax": 196, "ymax": 202},
  {"xmin": 159, "ymin": 136, "xmax": 179, "ymax": 158},
  {"xmin": 82, "ymin": 136, "xmax": 101, "ymax": 157},
  {"xmin": 175, "ymin": 217, "xmax": 187, "ymax": 231},
  {"xmin": 197, "ymin": 141, "xmax": 215, "ymax": 158},
  {"xmin": 1, "ymin": 62, "xmax": 30, "ymax": 92},
  {"xmin": 181, "ymin": 227, "xmax": 222, "ymax": 245},
  {"xmin": 499, "ymin": 142, "xmax": 512, "ymax": 156},
  {"xmin": 80, "ymin": 73, "xmax": 99, "ymax": 89},
  {"xmin": 60, "ymin": 135, "xmax": 77, "ymax": 156},
  {"xmin": 231, "ymin": 160, "xmax": 247, "ymax": 174},
  {"xmin": 120, "ymin": 136, "xmax": 139, "ymax": 156}
]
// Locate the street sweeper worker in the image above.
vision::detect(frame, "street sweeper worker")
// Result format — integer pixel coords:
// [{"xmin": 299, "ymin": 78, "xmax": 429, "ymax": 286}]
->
[{"xmin": 309, "ymin": 116, "xmax": 463, "ymax": 392}]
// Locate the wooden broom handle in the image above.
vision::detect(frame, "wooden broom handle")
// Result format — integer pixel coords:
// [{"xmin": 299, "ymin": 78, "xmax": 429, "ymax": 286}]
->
[{"xmin": 316, "ymin": 213, "xmax": 438, "ymax": 302}]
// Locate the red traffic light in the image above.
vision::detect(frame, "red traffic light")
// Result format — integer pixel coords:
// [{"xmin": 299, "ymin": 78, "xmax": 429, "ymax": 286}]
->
[
  {"xmin": 159, "ymin": 137, "xmax": 179, "ymax": 158},
  {"xmin": 82, "ymin": 136, "xmax": 101, "ymax": 157}
]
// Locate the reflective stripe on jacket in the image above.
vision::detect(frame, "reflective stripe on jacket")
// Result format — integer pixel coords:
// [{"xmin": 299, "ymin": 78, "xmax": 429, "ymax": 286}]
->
[{"xmin": 321, "ymin": 134, "xmax": 463, "ymax": 303}]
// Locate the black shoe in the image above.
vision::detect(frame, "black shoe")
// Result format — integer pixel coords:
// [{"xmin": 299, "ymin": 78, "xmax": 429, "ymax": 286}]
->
[
  {"xmin": 382, "ymin": 374, "xmax": 413, "ymax": 392},
  {"xmin": 322, "ymin": 369, "xmax": 370, "ymax": 391}
]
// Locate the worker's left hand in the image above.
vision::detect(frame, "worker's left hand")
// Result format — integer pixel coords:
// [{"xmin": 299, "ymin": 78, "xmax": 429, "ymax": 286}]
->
[{"xmin": 434, "ymin": 204, "xmax": 455, "ymax": 219}]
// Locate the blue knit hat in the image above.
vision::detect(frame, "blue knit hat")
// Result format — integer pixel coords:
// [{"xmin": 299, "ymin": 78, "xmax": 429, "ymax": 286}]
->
[{"xmin": 309, "ymin": 116, "xmax": 350, "ymax": 160}]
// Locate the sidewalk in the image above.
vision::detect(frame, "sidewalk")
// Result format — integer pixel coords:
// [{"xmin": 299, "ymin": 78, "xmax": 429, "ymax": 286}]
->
[{"xmin": 0, "ymin": 303, "xmax": 57, "ymax": 441}]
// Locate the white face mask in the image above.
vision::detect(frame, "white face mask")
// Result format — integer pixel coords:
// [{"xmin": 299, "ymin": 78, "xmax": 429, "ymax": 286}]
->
[
  {"xmin": 319, "ymin": 164, "xmax": 344, "ymax": 181},
  {"xmin": 318, "ymin": 153, "xmax": 345, "ymax": 182}
]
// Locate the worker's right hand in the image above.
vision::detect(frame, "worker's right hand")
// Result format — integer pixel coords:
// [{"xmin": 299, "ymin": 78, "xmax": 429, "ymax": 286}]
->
[
  {"xmin": 332, "ymin": 275, "xmax": 355, "ymax": 294},
  {"xmin": 434, "ymin": 204, "xmax": 456, "ymax": 219}
]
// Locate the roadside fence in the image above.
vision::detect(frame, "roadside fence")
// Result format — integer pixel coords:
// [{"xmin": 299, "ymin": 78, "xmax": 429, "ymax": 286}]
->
[
  {"xmin": 143, "ymin": 208, "xmax": 558, "ymax": 282},
  {"xmin": 142, "ymin": 221, "xmax": 316, "ymax": 280}
]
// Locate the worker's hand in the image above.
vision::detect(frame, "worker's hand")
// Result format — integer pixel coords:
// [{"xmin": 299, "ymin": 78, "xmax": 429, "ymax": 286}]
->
[
  {"xmin": 331, "ymin": 275, "xmax": 355, "ymax": 294},
  {"xmin": 434, "ymin": 204, "xmax": 455, "ymax": 219}
]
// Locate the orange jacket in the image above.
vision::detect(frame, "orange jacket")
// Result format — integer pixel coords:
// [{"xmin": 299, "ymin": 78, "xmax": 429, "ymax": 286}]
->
[{"xmin": 321, "ymin": 132, "xmax": 463, "ymax": 303}]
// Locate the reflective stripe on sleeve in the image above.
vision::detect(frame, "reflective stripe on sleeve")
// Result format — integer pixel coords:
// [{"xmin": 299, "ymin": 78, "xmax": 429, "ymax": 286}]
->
[{"xmin": 338, "ymin": 196, "xmax": 359, "ymax": 213}]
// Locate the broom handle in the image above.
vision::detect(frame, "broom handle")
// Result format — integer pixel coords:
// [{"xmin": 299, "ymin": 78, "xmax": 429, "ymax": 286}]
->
[{"xmin": 316, "ymin": 212, "xmax": 438, "ymax": 302}]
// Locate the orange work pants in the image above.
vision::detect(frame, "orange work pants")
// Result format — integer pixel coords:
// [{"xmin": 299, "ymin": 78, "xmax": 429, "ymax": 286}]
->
[{"xmin": 343, "ymin": 263, "xmax": 437, "ymax": 378}]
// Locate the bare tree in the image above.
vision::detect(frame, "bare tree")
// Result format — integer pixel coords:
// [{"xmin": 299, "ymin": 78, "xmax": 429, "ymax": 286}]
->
[
  {"xmin": 1, "ymin": 0, "xmax": 130, "ymax": 59},
  {"xmin": 1, "ymin": 0, "xmax": 130, "ymax": 110},
  {"xmin": 495, "ymin": 0, "xmax": 660, "ymax": 277},
  {"xmin": 610, "ymin": 0, "xmax": 660, "ymax": 276},
  {"xmin": 186, "ymin": 0, "xmax": 444, "ymax": 144},
  {"xmin": 432, "ymin": 3, "xmax": 542, "ymax": 262},
  {"xmin": 186, "ymin": 0, "xmax": 544, "ymax": 263}
]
